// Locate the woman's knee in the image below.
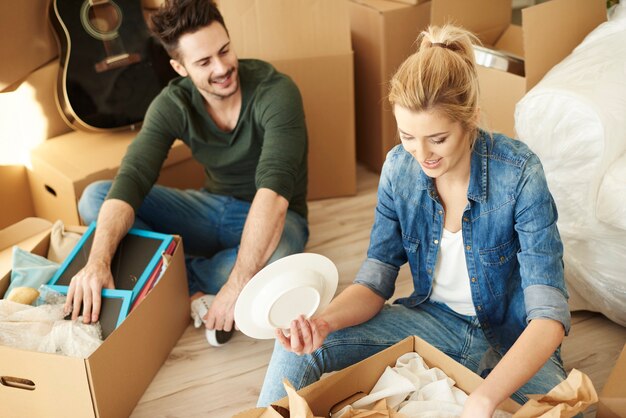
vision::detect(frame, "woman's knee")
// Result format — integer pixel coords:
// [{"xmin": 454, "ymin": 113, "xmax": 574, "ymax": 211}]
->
[{"xmin": 78, "ymin": 180, "xmax": 112, "ymax": 224}]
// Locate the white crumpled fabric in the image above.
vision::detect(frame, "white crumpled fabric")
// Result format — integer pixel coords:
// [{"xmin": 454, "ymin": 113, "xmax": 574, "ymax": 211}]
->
[
  {"xmin": 0, "ymin": 299, "xmax": 103, "ymax": 358},
  {"xmin": 514, "ymin": 3, "xmax": 626, "ymax": 326},
  {"xmin": 334, "ymin": 352, "xmax": 512, "ymax": 418}
]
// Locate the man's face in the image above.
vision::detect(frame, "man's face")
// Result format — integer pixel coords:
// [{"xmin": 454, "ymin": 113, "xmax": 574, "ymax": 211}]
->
[{"xmin": 170, "ymin": 21, "xmax": 239, "ymax": 100}]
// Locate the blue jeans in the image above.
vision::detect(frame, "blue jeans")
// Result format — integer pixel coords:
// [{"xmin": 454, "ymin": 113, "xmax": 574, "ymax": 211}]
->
[
  {"xmin": 78, "ymin": 181, "xmax": 309, "ymax": 295},
  {"xmin": 257, "ymin": 301, "xmax": 567, "ymax": 408}
]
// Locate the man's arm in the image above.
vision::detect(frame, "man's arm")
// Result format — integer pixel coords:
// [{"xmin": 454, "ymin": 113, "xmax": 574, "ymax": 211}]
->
[
  {"xmin": 461, "ymin": 318, "xmax": 565, "ymax": 417},
  {"xmin": 204, "ymin": 187, "xmax": 289, "ymax": 332},
  {"xmin": 64, "ymin": 198, "xmax": 134, "ymax": 323}
]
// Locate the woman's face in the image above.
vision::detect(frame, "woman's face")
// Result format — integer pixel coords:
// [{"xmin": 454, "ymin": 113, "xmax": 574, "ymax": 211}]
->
[{"xmin": 394, "ymin": 105, "xmax": 472, "ymax": 180}]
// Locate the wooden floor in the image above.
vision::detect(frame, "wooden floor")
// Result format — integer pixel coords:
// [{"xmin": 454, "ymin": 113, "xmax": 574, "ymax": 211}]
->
[{"xmin": 130, "ymin": 165, "xmax": 626, "ymax": 418}]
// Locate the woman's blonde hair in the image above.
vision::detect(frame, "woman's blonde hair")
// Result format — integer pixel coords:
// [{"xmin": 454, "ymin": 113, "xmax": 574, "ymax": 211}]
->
[{"xmin": 389, "ymin": 25, "xmax": 481, "ymax": 142}]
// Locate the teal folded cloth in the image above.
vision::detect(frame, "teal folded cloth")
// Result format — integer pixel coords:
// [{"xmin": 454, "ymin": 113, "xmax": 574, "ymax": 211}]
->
[{"xmin": 5, "ymin": 247, "xmax": 60, "ymax": 299}]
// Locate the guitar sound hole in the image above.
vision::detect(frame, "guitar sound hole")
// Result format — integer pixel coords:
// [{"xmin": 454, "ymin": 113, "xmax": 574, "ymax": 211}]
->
[{"xmin": 81, "ymin": 0, "xmax": 122, "ymax": 41}]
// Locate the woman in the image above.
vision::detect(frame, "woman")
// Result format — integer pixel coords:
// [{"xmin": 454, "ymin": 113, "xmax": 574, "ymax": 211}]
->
[{"xmin": 258, "ymin": 25, "xmax": 570, "ymax": 417}]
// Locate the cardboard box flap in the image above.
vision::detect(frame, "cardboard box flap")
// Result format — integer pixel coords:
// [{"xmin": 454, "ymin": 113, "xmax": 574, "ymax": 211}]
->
[
  {"xmin": 0, "ymin": 0, "xmax": 57, "ymax": 92},
  {"xmin": 521, "ymin": 0, "xmax": 606, "ymax": 91},
  {"xmin": 219, "ymin": 0, "xmax": 351, "ymax": 60},
  {"xmin": 494, "ymin": 25, "xmax": 524, "ymax": 59},
  {"xmin": 0, "ymin": 166, "xmax": 36, "ymax": 230},
  {"xmin": 0, "ymin": 218, "xmax": 52, "ymax": 252},
  {"xmin": 431, "ymin": 0, "xmax": 511, "ymax": 46},
  {"xmin": 597, "ymin": 344, "xmax": 626, "ymax": 418},
  {"xmin": 0, "ymin": 218, "xmax": 52, "ymax": 295},
  {"xmin": 350, "ymin": 0, "xmax": 414, "ymax": 13}
]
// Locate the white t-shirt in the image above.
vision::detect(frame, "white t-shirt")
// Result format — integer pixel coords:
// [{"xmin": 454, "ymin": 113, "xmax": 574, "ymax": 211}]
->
[{"xmin": 430, "ymin": 228, "xmax": 477, "ymax": 316}]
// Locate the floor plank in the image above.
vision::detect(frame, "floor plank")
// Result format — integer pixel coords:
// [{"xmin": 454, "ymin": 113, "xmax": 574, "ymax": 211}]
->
[{"xmin": 131, "ymin": 165, "xmax": 626, "ymax": 418}]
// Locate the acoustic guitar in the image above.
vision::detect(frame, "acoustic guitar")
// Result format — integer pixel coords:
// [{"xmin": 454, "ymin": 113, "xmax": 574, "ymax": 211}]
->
[{"xmin": 50, "ymin": 0, "xmax": 178, "ymax": 131}]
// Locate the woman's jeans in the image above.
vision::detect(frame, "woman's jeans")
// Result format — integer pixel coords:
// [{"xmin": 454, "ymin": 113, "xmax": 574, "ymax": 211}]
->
[
  {"xmin": 258, "ymin": 301, "xmax": 567, "ymax": 407},
  {"xmin": 78, "ymin": 180, "xmax": 309, "ymax": 295}
]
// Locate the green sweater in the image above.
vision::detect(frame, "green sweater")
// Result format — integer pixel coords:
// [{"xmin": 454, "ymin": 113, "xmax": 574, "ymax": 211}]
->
[{"xmin": 108, "ymin": 59, "xmax": 308, "ymax": 219}]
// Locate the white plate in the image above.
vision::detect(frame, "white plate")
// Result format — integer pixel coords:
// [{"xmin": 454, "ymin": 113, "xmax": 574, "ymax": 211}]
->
[{"xmin": 234, "ymin": 253, "xmax": 338, "ymax": 339}]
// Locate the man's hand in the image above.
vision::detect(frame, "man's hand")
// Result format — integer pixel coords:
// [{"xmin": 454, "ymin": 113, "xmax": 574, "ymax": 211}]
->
[
  {"xmin": 275, "ymin": 314, "xmax": 331, "ymax": 355},
  {"xmin": 64, "ymin": 260, "xmax": 115, "ymax": 324},
  {"xmin": 204, "ymin": 281, "xmax": 241, "ymax": 332}
]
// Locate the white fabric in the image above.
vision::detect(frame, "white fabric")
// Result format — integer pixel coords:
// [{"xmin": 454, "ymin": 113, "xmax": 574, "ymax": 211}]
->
[
  {"xmin": 514, "ymin": 3, "xmax": 626, "ymax": 326},
  {"xmin": 430, "ymin": 229, "xmax": 476, "ymax": 316}
]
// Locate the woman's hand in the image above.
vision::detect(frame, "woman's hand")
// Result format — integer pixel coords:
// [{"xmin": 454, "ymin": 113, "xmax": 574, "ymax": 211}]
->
[
  {"xmin": 275, "ymin": 314, "xmax": 331, "ymax": 355},
  {"xmin": 460, "ymin": 391, "xmax": 496, "ymax": 418}
]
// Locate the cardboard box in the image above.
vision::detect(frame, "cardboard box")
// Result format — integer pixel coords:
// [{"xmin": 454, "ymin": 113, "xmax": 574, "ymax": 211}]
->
[
  {"xmin": 235, "ymin": 336, "xmax": 521, "ymax": 417},
  {"xmin": 218, "ymin": 0, "xmax": 357, "ymax": 200},
  {"xmin": 350, "ymin": 0, "xmax": 606, "ymax": 171},
  {"xmin": 28, "ymin": 130, "xmax": 206, "ymax": 225},
  {"xmin": 429, "ymin": 0, "xmax": 606, "ymax": 138},
  {"xmin": 0, "ymin": 217, "xmax": 190, "ymax": 418},
  {"xmin": 349, "ymin": 0, "xmax": 431, "ymax": 172},
  {"xmin": 0, "ymin": 166, "xmax": 35, "ymax": 230},
  {"xmin": 0, "ymin": 0, "xmax": 57, "ymax": 92},
  {"xmin": 597, "ymin": 344, "xmax": 626, "ymax": 418}
]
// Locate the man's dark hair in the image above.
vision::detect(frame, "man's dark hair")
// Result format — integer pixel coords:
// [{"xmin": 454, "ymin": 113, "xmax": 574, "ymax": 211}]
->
[{"xmin": 151, "ymin": 0, "xmax": 227, "ymax": 60}]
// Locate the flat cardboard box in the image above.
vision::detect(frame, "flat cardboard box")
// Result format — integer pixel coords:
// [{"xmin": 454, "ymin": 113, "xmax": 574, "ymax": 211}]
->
[
  {"xmin": 28, "ymin": 130, "xmax": 205, "ymax": 225},
  {"xmin": 429, "ymin": 0, "xmax": 606, "ymax": 137},
  {"xmin": 349, "ymin": 0, "xmax": 431, "ymax": 172},
  {"xmin": 0, "ymin": 166, "xmax": 35, "ymax": 230},
  {"xmin": 597, "ymin": 344, "xmax": 626, "ymax": 418},
  {"xmin": 0, "ymin": 217, "xmax": 190, "ymax": 418},
  {"xmin": 235, "ymin": 335, "xmax": 521, "ymax": 417},
  {"xmin": 218, "ymin": 0, "xmax": 357, "ymax": 200}
]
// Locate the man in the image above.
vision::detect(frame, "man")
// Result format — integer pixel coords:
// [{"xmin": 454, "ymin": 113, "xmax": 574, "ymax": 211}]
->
[{"xmin": 66, "ymin": 0, "xmax": 309, "ymax": 345}]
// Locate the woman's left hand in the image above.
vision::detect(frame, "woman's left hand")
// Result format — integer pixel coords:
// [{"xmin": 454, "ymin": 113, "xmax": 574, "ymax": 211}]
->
[{"xmin": 275, "ymin": 314, "xmax": 331, "ymax": 355}]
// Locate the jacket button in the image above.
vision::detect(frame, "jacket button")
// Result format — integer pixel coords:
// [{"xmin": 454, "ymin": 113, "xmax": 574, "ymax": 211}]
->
[
  {"xmin": 466, "ymin": 245, "xmax": 471, "ymax": 250},
  {"xmin": 434, "ymin": 239, "xmax": 439, "ymax": 245},
  {"xmin": 471, "ymin": 277, "xmax": 477, "ymax": 283},
  {"xmin": 477, "ymin": 305, "xmax": 482, "ymax": 311},
  {"xmin": 500, "ymin": 256, "xmax": 505, "ymax": 262},
  {"xmin": 427, "ymin": 269, "xmax": 432, "ymax": 274},
  {"xmin": 438, "ymin": 210, "xmax": 443, "ymax": 215},
  {"xmin": 463, "ymin": 217, "xmax": 469, "ymax": 222}
]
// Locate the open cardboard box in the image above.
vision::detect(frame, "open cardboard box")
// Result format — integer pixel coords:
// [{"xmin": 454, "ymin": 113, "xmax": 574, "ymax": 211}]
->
[
  {"xmin": 28, "ymin": 130, "xmax": 205, "ymax": 225},
  {"xmin": 235, "ymin": 335, "xmax": 522, "ymax": 417},
  {"xmin": 0, "ymin": 218, "xmax": 190, "ymax": 417},
  {"xmin": 597, "ymin": 343, "xmax": 626, "ymax": 418},
  {"xmin": 217, "ymin": 0, "xmax": 356, "ymax": 200},
  {"xmin": 432, "ymin": 0, "xmax": 607, "ymax": 138}
]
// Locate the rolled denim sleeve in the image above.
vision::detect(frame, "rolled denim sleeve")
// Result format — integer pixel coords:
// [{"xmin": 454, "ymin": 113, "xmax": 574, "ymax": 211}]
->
[
  {"xmin": 353, "ymin": 150, "xmax": 405, "ymax": 300},
  {"xmin": 354, "ymin": 258, "xmax": 399, "ymax": 300},
  {"xmin": 524, "ymin": 284, "xmax": 571, "ymax": 334}
]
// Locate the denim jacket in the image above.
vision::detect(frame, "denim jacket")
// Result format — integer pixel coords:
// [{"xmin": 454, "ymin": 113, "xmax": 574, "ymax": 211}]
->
[{"xmin": 354, "ymin": 131, "xmax": 570, "ymax": 355}]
